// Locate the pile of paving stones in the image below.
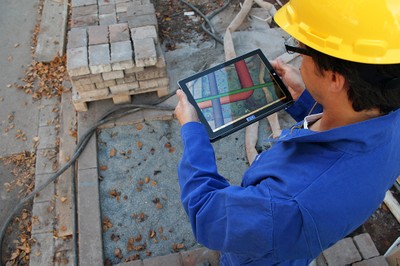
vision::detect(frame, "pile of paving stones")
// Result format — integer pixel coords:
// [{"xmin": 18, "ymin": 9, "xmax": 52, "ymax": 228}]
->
[{"xmin": 67, "ymin": 0, "xmax": 169, "ymax": 111}]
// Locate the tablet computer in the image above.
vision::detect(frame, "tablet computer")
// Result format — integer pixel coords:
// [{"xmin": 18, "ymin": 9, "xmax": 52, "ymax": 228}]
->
[{"xmin": 177, "ymin": 49, "xmax": 293, "ymax": 142}]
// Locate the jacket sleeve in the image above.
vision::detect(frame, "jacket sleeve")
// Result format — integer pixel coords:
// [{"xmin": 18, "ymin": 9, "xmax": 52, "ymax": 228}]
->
[
  {"xmin": 286, "ymin": 90, "xmax": 323, "ymax": 122},
  {"xmin": 178, "ymin": 122, "xmax": 317, "ymax": 260},
  {"xmin": 177, "ymin": 122, "xmax": 275, "ymax": 257}
]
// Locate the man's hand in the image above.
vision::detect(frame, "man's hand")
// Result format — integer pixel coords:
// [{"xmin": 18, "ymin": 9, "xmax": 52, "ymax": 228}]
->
[
  {"xmin": 271, "ymin": 59, "xmax": 305, "ymax": 101},
  {"xmin": 174, "ymin": 89, "xmax": 200, "ymax": 125}
]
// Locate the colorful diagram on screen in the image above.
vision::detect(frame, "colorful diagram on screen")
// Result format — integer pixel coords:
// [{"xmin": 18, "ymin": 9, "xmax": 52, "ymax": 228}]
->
[{"xmin": 185, "ymin": 54, "xmax": 286, "ymax": 131}]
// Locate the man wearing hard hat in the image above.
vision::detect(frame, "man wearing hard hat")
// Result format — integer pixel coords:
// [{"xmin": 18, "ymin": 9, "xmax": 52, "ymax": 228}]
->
[{"xmin": 175, "ymin": 0, "xmax": 400, "ymax": 265}]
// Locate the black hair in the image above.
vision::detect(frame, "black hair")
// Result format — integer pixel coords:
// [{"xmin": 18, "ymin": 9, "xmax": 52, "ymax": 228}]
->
[{"xmin": 307, "ymin": 47, "xmax": 400, "ymax": 114}]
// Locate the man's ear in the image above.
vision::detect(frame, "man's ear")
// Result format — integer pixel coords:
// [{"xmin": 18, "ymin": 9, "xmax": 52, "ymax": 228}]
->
[{"xmin": 328, "ymin": 71, "xmax": 346, "ymax": 93}]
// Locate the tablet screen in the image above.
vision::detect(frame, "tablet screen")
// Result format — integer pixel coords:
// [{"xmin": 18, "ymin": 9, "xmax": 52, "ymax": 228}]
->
[{"xmin": 178, "ymin": 49, "xmax": 293, "ymax": 142}]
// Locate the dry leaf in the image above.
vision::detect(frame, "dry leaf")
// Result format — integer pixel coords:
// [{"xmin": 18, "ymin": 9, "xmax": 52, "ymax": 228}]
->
[
  {"xmin": 60, "ymin": 197, "xmax": 67, "ymax": 203},
  {"xmin": 137, "ymin": 141, "xmax": 143, "ymax": 149},
  {"xmin": 145, "ymin": 176, "xmax": 150, "ymax": 183},
  {"xmin": 135, "ymin": 123, "xmax": 143, "ymax": 130},
  {"xmin": 149, "ymin": 230, "xmax": 156, "ymax": 239},
  {"xmin": 151, "ymin": 180, "xmax": 157, "ymax": 186},
  {"xmin": 114, "ymin": 248, "xmax": 123, "ymax": 259},
  {"xmin": 100, "ymin": 165, "xmax": 108, "ymax": 171},
  {"xmin": 109, "ymin": 148, "xmax": 117, "ymax": 157}
]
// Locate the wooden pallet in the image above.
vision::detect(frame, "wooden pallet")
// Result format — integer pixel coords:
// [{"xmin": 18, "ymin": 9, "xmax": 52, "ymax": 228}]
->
[{"xmin": 72, "ymin": 86, "xmax": 169, "ymax": 112}]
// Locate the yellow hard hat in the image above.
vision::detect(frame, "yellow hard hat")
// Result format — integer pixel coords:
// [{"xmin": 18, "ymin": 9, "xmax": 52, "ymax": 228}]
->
[{"xmin": 274, "ymin": 0, "xmax": 400, "ymax": 64}]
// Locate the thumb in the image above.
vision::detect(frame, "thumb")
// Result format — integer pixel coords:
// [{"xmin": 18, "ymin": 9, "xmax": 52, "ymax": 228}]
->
[{"xmin": 177, "ymin": 89, "xmax": 188, "ymax": 103}]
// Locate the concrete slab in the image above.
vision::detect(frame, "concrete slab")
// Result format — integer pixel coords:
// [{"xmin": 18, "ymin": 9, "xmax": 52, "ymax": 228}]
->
[
  {"xmin": 0, "ymin": 0, "xmax": 42, "ymax": 157},
  {"xmin": 35, "ymin": 0, "xmax": 68, "ymax": 62}
]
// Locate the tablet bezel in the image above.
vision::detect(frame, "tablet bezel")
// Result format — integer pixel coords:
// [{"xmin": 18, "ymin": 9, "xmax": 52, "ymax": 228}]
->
[{"xmin": 177, "ymin": 49, "xmax": 294, "ymax": 142}]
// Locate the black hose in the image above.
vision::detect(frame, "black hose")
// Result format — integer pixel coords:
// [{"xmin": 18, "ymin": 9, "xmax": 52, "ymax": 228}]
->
[
  {"xmin": 179, "ymin": 0, "xmax": 232, "ymax": 45},
  {"xmin": 0, "ymin": 90, "xmax": 177, "ymax": 266}
]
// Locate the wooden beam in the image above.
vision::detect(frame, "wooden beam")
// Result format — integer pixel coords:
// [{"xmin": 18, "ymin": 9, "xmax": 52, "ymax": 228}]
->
[{"xmin": 384, "ymin": 190, "xmax": 400, "ymax": 224}]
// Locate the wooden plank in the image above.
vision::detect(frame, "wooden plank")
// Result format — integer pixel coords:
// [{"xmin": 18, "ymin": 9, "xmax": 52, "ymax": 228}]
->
[
  {"xmin": 56, "ymin": 90, "xmax": 77, "ymax": 237},
  {"xmin": 35, "ymin": 0, "xmax": 68, "ymax": 62},
  {"xmin": 384, "ymin": 190, "xmax": 400, "ymax": 224}
]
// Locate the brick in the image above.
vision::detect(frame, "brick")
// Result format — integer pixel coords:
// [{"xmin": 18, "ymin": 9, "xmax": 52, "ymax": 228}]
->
[
  {"xmin": 77, "ymin": 168, "xmax": 104, "ymax": 266},
  {"xmin": 127, "ymin": 4, "xmax": 155, "ymax": 17},
  {"xmin": 29, "ymin": 233, "xmax": 54, "ymax": 266},
  {"xmin": 80, "ymin": 88, "xmax": 110, "ymax": 99},
  {"xmin": 67, "ymin": 47, "xmax": 90, "ymax": 77},
  {"xmin": 90, "ymin": 74, "xmax": 104, "ymax": 83},
  {"xmin": 124, "ymin": 74, "xmax": 136, "ymax": 83},
  {"xmin": 117, "ymin": 12, "xmax": 128, "ymax": 23},
  {"xmin": 136, "ymin": 67, "xmax": 167, "ymax": 80},
  {"xmin": 139, "ymin": 77, "xmax": 169, "ymax": 89},
  {"xmin": 116, "ymin": 1, "xmax": 131, "ymax": 13},
  {"xmin": 31, "ymin": 200, "xmax": 55, "ymax": 234},
  {"xmin": 181, "ymin": 247, "xmax": 220, "ymax": 266},
  {"xmin": 89, "ymin": 44, "xmax": 112, "ymax": 73},
  {"xmin": 352, "ymin": 256, "xmax": 389, "ymax": 266},
  {"xmin": 96, "ymin": 79, "xmax": 116, "ymax": 89},
  {"xmin": 71, "ymin": 14, "xmax": 99, "ymax": 28},
  {"xmin": 111, "ymin": 40, "xmax": 134, "ymax": 70},
  {"xmin": 72, "ymin": 4, "xmax": 98, "ymax": 18},
  {"xmin": 323, "ymin": 238, "xmax": 362, "ymax": 265},
  {"xmin": 102, "ymin": 70, "xmax": 124, "ymax": 80},
  {"xmin": 76, "ymin": 83, "xmax": 96, "ymax": 92},
  {"xmin": 88, "ymin": 25, "xmax": 109, "ymax": 45},
  {"xmin": 72, "ymin": 92, "xmax": 88, "ymax": 112},
  {"xmin": 67, "ymin": 28, "xmax": 87, "ymax": 49},
  {"xmin": 99, "ymin": 3, "xmax": 116, "ymax": 15},
  {"xmin": 109, "ymin": 23, "xmax": 130, "ymax": 42},
  {"xmin": 71, "ymin": 75, "xmax": 92, "ymax": 86},
  {"xmin": 124, "ymin": 66, "xmax": 144, "ymax": 74},
  {"xmin": 131, "ymin": 25, "xmax": 158, "ymax": 43},
  {"xmin": 128, "ymin": 14, "xmax": 158, "ymax": 29},
  {"xmin": 353, "ymin": 233, "xmax": 380, "ymax": 260},
  {"xmin": 110, "ymin": 82, "xmax": 139, "ymax": 94},
  {"xmin": 71, "ymin": 0, "xmax": 97, "ymax": 7},
  {"xmin": 155, "ymin": 43, "xmax": 167, "ymax": 68},
  {"xmin": 112, "ymin": 94, "xmax": 131, "ymax": 104},
  {"xmin": 134, "ymin": 38, "xmax": 157, "ymax": 67},
  {"xmin": 99, "ymin": 13, "xmax": 118, "ymax": 26}
]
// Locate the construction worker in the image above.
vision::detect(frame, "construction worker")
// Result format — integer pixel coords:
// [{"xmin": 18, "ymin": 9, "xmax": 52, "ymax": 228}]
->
[{"xmin": 174, "ymin": 0, "xmax": 400, "ymax": 264}]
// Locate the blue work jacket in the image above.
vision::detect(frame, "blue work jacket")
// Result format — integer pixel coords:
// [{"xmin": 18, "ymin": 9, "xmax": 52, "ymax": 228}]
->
[{"xmin": 178, "ymin": 91, "xmax": 400, "ymax": 265}]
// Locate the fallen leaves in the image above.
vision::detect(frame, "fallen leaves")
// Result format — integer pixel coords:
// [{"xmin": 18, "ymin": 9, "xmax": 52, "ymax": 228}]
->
[
  {"xmin": 14, "ymin": 55, "xmax": 67, "ymax": 100},
  {"xmin": 4, "ymin": 209, "xmax": 34, "ymax": 265},
  {"xmin": 109, "ymin": 189, "xmax": 121, "ymax": 202},
  {"xmin": 172, "ymin": 243, "xmax": 185, "ymax": 252},
  {"xmin": 102, "ymin": 218, "xmax": 113, "ymax": 232},
  {"xmin": 1, "ymin": 151, "xmax": 36, "ymax": 197}
]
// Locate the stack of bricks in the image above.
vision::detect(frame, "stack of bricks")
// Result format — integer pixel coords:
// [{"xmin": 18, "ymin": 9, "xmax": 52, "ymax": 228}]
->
[{"xmin": 67, "ymin": 0, "xmax": 169, "ymax": 111}]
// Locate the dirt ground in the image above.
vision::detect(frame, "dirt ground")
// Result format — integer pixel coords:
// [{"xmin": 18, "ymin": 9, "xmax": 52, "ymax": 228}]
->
[{"xmin": 153, "ymin": 0, "xmax": 400, "ymax": 256}]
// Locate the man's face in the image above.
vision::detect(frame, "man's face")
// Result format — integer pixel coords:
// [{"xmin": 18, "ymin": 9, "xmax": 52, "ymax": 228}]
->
[{"xmin": 300, "ymin": 54, "xmax": 328, "ymax": 103}]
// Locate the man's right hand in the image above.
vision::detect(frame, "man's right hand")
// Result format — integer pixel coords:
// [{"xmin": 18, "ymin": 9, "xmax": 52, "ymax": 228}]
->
[
  {"xmin": 271, "ymin": 60, "xmax": 305, "ymax": 101},
  {"xmin": 174, "ymin": 89, "xmax": 200, "ymax": 126}
]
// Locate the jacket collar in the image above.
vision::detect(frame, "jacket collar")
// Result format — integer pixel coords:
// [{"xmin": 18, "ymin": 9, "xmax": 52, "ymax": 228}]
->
[{"xmin": 276, "ymin": 108, "xmax": 400, "ymax": 154}]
